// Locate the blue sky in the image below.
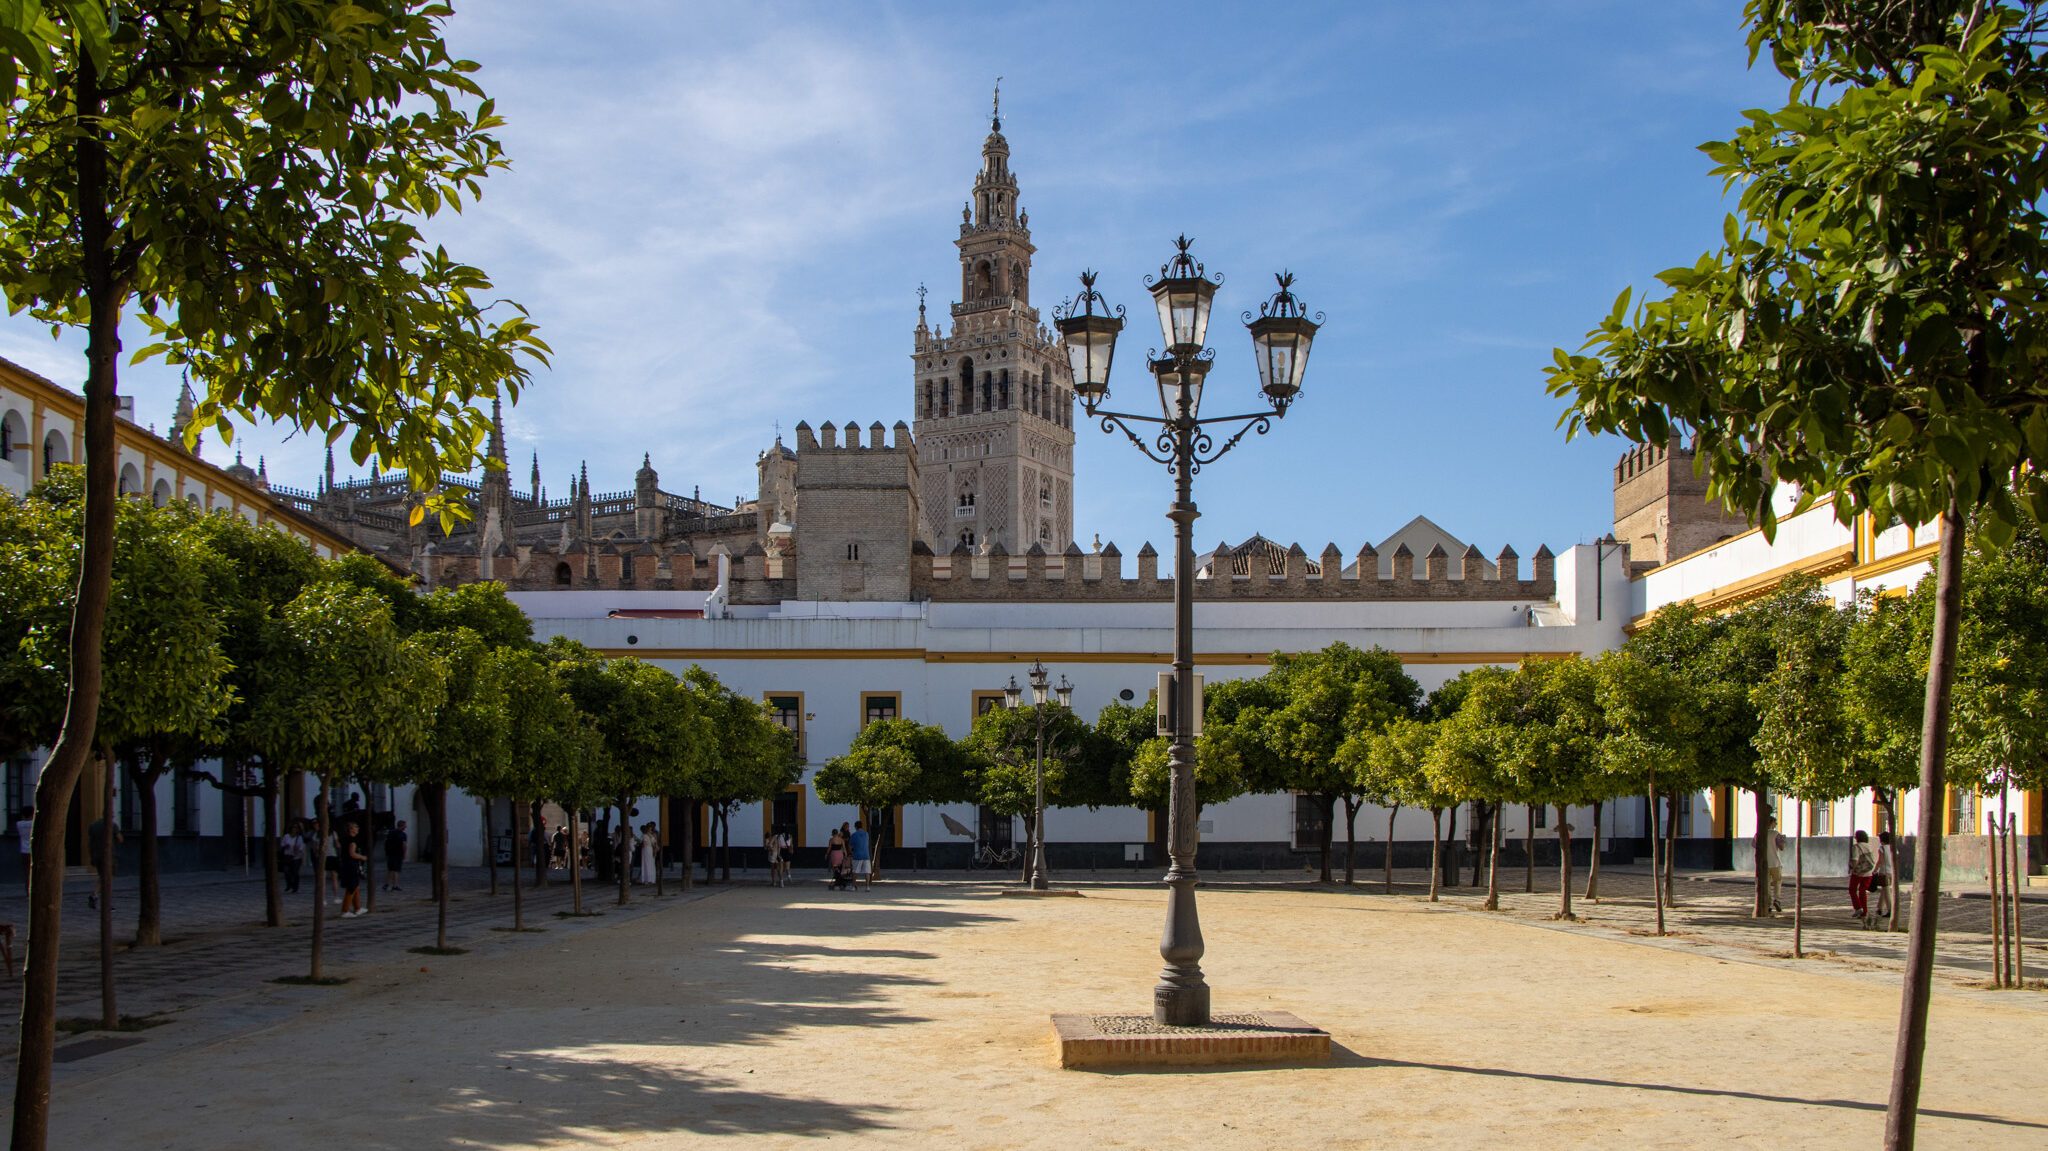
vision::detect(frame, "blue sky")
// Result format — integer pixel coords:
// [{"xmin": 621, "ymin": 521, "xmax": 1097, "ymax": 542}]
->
[{"xmin": 0, "ymin": 1, "xmax": 1787, "ymax": 559}]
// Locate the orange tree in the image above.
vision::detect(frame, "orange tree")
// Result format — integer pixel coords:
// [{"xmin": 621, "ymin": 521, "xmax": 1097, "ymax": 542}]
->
[
  {"xmin": 1545, "ymin": 6, "xmax": 2048, "ymax": 1139},
  {"xmin": 0, "ymin": 6, "xmax": 543, "ymax": 1137}
]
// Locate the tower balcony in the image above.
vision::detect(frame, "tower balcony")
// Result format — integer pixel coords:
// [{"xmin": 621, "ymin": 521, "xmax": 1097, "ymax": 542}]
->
[{"xmin": 952, "ymin": 295, "xmax": 1013, "ymax": 316}]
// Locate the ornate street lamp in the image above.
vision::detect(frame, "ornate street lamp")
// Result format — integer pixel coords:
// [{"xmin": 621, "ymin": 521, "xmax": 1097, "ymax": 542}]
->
[
  {"xmin": 1010, "ymin": 661, "xmax": 1072, "ymax": 891},
  {"xmin": 1054, "ymin": 236, "xmax": 1322, "ymax": 1026}
]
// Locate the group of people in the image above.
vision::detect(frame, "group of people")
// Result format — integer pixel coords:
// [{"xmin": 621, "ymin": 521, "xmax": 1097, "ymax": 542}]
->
[
  {"xmin": 275, "ymin": 814, "xmax": 409, "ymax": 920},
  {"xmin": 1758, "ymin": 814, "xmax": 1896, "ymax": 927},
  {"xmin": 525, "ymin": 812, "xmax": 662, "ymax": 884},
  {"xmin": 823, "ymin": 821, "xmax": 873, "ymax": 891}
]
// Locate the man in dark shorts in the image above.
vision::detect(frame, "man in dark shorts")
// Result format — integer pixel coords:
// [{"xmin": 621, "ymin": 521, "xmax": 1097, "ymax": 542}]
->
[{"xmin": 383, "ymin": 819, "xmax": 408, "ymax": 892}]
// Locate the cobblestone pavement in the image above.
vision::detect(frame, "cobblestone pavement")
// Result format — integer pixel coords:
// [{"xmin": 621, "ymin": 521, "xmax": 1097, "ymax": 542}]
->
[
  {"xmin": 0, "ymin": 863, "xmax": 722, "ymax": 1036},
  {"xmin": 1195, "ymin": 861, "xmax": 2048, "ymax": 990}
]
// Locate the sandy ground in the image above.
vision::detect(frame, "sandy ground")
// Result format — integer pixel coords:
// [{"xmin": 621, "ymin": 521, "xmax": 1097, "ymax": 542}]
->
[{"xmin": 33, "ymin": 879, "xmax": 2048, "ymax": 1149}]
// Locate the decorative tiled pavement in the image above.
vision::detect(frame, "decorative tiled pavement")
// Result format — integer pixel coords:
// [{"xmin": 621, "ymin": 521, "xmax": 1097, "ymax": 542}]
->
[{"xmin": 1051, "ymin": 1010, "xmax": 1331, "ymax": 1068}]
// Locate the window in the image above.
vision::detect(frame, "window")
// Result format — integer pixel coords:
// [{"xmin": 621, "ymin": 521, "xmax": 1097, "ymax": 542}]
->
[
  {"xmin": 972, "ymin": 690, "xmax": 1008, "ymax": 719},
  {"xmin": 1040, "ymin": 485, "xmax": 1051, "ymax": 507},
  {"xmin": 846, "ymin": 543, "xmax": 861, "ymax": 562},
  {"xmin": 1040, "ymin": 522, "xmax": 1051, "ymax": 541},
  {"xmin": 172, "ymin": 764, "xmax": 200, "ymax": 835},
  {"xmin": 861, "ymin": 692, "xmax": 900, "ymax": 727},
  {"xmin": 1533, "ymin": 805, "xmax": 1547, "ymax": 829},
  {"xmin": 554, "ymin": 562, "xmax": 572, "ymax": 586},
  {"xmin": 958, "ymin": 529, "xmax": 976, "ymax": 548},
  {"xmin": 766, "ymin": 693, "xmax": 805, "ymax": 764},
  {"xmin": 0, "ymin": 410, "xmax": 16, "ymax": 460}
]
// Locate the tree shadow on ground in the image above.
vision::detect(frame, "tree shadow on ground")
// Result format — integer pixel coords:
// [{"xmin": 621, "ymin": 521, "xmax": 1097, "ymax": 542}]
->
[
  {"xmin": 225, "ymin": 893, "xmax": 1011, "ymax": 1149},
  {"xmin": 1339, "ymin": 1053, "xmax": 2048, "ymax": 1132}
]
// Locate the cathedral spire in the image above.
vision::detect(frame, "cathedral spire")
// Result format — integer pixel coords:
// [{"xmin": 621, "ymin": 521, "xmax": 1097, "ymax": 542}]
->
[
  {"xmin": 487, "ymin": 396, "xmax": 506, "ymax": 465},
  {"xmin": 530, "ymin": 451, "xmax": 541, "ymax": 500}
]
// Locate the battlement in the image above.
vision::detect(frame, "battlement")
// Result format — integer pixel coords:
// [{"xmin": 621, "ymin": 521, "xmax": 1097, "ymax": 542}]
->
[
  {"xmin": 794, "ymin": 420, "xmax": 913, "ymax": 452},
  {"xmin": 916, "ymin": 540, "xmax": 1554, "ymax": 603}
]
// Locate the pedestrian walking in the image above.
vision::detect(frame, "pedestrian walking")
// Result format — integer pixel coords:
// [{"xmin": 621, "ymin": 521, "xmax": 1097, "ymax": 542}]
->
[
  {"xmin": 14, "ymin": 807, "xmax": 31, "ymax": 893},
  {"xmin": 551, "ymin": 824, "xmax": 569, "ymax": 871},
  {"xmin": 279, "ymin": 821, "xmax": 305, "ymax": 894},
  {"xmin": 383, "ymin": 819, "xmax": 409, "ymax": 892},
  {"xmin": 826, "ymin": 827, "xmax": 848, "ymax": 890},
  {"xmin": 1873, "ymin": 829, "xmax": 1897, "ymax": 924},
  {"xmin": 638, "ymin": 822, "xmax": 660, "ymax": 885},
  {"xmin": 850, "ymin": 820, "xmax": 872, "ymax": 890},
  {"xmin": 338, "ymin": 822, "xmax": 367, "ymax": 918},
  {"xmin": 323, "ymin": 822, "xmax": 342, "ymax": 902},
  {"xmin": 86, "ymin": 814, "xmax": 121, "ymax": 910},
  {"xmin": 1761, "ymin": 814, "xmax": 1786, "ymax": 915},
  {"xmin": 1848, "ymin": 829, "xmax": 1876, "ymax": 924}
]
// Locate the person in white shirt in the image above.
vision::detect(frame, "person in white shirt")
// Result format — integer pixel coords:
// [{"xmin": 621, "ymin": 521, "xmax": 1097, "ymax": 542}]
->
[{"xmin": 14, "ymin": 808, "xmax": 32, "ymax": 893}]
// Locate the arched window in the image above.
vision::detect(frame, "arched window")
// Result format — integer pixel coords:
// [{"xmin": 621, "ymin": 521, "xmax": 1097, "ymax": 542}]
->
[
  {"xmin": 958, "ymin": 358, "xmax": 973, "ymax": 416},
  {"xmin": 959, "ymin": 529, "xmax": 976, "ymax": 548},
  {"xmin": 118, "ymin": 463, "xmax": 141, "ymax": 497},
  {"xmin": 975, "ymin": 261, "xmax": 993, "ymax": 299},
  {"xmin": 1011, "ymin": 261, "xmax": 1026, "ymax": 301},
  {"xmin": 554, "ymin": 562, "xmax": 572, "ymax": 586},
  {"xmin": 43, "ymin": 429, "xmax": 69, "ymax": 473},
  {"xmin": 151, "ymin": 479, "xmax": 172, "ymax": 507},
  {"xmin": 846, "ymin": 543, "xmax": 860, "ymax": 562},
  {"xmin": 0, "ymin": 408, "xmax": 23, "ymax": 461}
]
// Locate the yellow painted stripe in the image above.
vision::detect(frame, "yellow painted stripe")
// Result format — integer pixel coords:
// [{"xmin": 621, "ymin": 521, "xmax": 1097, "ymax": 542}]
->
[{"xmin": 598, "ymin": 648, "xmax": 1565, "ymax": 666}]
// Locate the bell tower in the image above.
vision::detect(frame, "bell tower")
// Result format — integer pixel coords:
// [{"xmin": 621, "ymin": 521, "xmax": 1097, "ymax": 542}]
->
[{"xmin": 910, "ymin": 86, "xmax": 1077, "ymax": 556}]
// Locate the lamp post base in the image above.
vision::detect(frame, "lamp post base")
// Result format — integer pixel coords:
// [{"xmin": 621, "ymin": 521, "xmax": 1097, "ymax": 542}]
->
[{"xmin": 1153, "ymin": 972, "xmax": 1211, "ymax": 1027}]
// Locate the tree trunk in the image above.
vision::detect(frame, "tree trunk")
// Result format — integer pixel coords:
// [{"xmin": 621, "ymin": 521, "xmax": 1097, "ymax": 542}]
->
[
  {"xmin": 98, "ymin": 751, "xmax": 117, "ymax": 1028},
  {"xmin": 510, "ymin": 797, "xmax": 525, "ymax": 931},
  {"xmin": 1754, "ymin": 788, "xmax": 1772, "ymax": 918},
  {"xmin": 1471, "ymin": 802, "xmax": 1491, "ymax": 889},
  {"xmin": 1649, "ymin": 775, "xmax": 1664, "ymax": 935},
  {"xmin": 654, "ymin": 816, "xmax": 665, "ymax": 897},
  {"xmin": 1427, "ymin": 808, "xmax": 1442, "ymax": 902},
  {"xmin": 1525, "ymin": 804, "xmax": 1536, "ymax": 892},
  {"xmin": 310, "ymin": 780, "xmax": 330, "ymax": 980},
  {"xmin": 1385, "ymin": 803, "xmax": 1400, "ymax": 894},
  {"xmin": 1794, "ymin": 799, "xmax": 1806, "ymax": 958},
  {"xmin": 483, "ymin": 797, "xmax": 498, "ymax": 896},
  {"xmin": 1020, "ymin": 811, "xmax": 1035, "ymax": 885},
  {"xmin": 434, "ymin": 785, "xmax": 449, "ymax": 951},
  {"xmin": 702, "ymin": 803, "xmax": 715, "ymax": 885},
  {"xmin": 1343, "ymin": 797, "xmax": 1360, "ymax": 885},
  {"xmin": 1485, "ymin": 802, "xmax": 1502, "ymax": 910},
  {"xmin": 130, "ymin": 750, "xmax": 165, "ymax": 947},
  {"xmin": 570, "ymin": 807, "xmax": 585, "ymax": 914},
  {"xmin": 1441, "ymin": 804, "xmax": 1459, "ymax": 891},
  {"xmin": 1884, "ymin": 501, "xmax": 1964, "ymax": 1151},
  {"xmin": 261, "ymin": 765, "xmax": 282, "ymax": 929},
  {"xmin": 1585, "ymin": 800, "xmax": 1602, "ymax": 902},
  {"xmin": 12, "ymin": 59, "xmax": 121, "ymax": 1150},
  {"xmin": 1556, "ymin": 805, "xmax": 1574, "ymax": 921},
  {"xmin": 1317, "ymin": 794, "xmax": 1335, "ymax": 884}
]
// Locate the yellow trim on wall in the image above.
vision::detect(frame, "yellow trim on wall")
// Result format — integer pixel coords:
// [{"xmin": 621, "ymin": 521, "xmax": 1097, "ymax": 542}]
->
[{"xmin": 601, "ymin": 647, "xmax": 1572, "ymax": 667}]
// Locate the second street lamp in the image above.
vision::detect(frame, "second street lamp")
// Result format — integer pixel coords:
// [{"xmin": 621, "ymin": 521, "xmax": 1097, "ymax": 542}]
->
[
  {"xmin": 1010, "ymin": 661, "xmax": 1072, "ymax": 891},
  {"xmin": 1054, "ymin": 236, "xmax": 1321, "ymax": 1027}
]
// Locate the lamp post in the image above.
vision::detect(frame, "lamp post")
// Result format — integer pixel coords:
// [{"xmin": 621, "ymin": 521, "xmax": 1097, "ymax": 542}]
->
[
  {"xmin": 1008, "ymin": 662, "xmax": 1074, "ymax": 890},
  {"xmin": 1054, "ymin": 237, "xmax": 1321, "ymax": 1026}
]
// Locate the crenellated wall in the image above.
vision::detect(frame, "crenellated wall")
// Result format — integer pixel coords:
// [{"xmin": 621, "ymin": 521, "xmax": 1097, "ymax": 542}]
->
[{"xmin": 914, "ymin": 540, "xmax": 1554, "ymax": 602}]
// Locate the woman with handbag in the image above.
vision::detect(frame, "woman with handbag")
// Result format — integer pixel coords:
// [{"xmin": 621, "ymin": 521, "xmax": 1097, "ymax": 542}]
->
[{"xmin": 1848, "ymin": 830, "xmax": 1876, "ymax": 924}]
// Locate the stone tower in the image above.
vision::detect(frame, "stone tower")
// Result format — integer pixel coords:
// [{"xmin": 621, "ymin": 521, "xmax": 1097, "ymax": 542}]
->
[
  {"xmin": 910, "ymin": 91, "xmax": 1077, "ymax": 555},
  {"xmin": 1613, "ymin": 436, "xmax": 1750, "ymax": 572}
]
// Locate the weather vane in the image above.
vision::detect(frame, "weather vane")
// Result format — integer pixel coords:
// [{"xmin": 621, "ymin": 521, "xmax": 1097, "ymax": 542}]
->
[{"xmin": 993, "ymin": 78, "xmax": 1002, "ymax": 128}]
